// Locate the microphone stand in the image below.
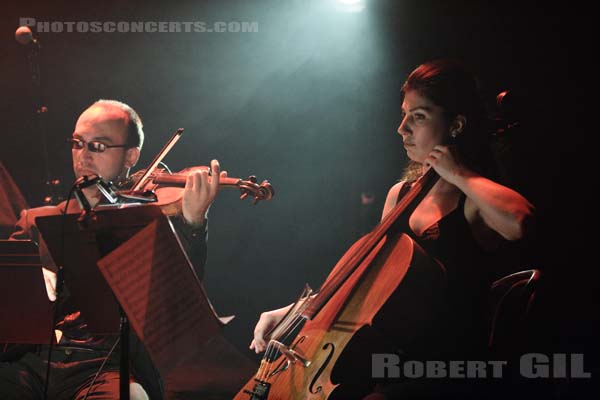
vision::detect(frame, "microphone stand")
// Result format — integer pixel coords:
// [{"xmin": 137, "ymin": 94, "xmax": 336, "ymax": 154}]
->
[
  {"xmin": 21, "ymin": 31, "xmax": 61, "ymax": 205},
  {"xmin": 72, "ymin": 175, "xmax": 134, "ymax": 400},
  {"xmin": 119, "ymin": 309, "xmax": 130, "ymax": 400}
]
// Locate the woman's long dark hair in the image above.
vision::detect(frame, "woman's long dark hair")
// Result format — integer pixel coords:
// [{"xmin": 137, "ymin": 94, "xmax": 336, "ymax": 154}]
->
[{"xmin": 400, "ymin": 59, "xmax": 495, "ymax": 182}]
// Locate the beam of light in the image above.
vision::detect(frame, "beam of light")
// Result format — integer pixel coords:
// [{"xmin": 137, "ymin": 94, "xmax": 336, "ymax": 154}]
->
[{"xmin": 335, "ymin": 0, "xmax": 366, "ymax": 13}]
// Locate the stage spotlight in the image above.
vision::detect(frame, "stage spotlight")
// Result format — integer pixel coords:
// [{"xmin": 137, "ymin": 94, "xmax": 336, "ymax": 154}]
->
[{"xmin": 335, "ymin": 0, "xmax": 366, "ymax": 13}]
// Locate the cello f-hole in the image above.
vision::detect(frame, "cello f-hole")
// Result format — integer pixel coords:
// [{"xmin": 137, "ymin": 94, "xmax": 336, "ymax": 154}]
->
[{"xmin": 309, "ymin": 342, "xmax": 335, "ymax": 394}]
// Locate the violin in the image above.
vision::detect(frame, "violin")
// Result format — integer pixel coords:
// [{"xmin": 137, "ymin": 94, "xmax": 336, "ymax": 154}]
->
[{"xmin": 113, "ymin": 166, "xmax": 274, "ymax": 216}]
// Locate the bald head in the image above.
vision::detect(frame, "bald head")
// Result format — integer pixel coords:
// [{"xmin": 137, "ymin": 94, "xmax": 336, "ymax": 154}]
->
[
  {"xmin": 76, "ymin": 104, "xmax": 130, "ymax": 142},
  {"xmin": 90, "ymin": 99, "xmax": 144, "ymax": 149}
]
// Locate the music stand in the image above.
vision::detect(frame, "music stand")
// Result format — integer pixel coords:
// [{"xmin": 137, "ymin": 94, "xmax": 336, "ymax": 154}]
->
[
  {"xmin": 36, "ymin": 204, "xmax": 255, "ymax": 398},
  {"xmin": 0, "ymin": 240, "xmax": 53, "ymax": 344},
  {"xmin": 36, "ymin": 204, "xmax": 164, "ymax": 334},
  {"xmin": 36, "ymin": 204, "xmax": 165, "ymax": 400}
]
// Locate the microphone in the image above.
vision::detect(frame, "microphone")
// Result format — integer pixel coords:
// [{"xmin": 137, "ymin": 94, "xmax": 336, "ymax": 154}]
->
[{"xmin": 15, "ymin": 26, "xmax": 37, "ymax": 45}]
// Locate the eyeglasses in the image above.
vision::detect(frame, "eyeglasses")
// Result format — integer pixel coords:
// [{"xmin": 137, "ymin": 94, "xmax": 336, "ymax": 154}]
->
[{"xmin": 68, "ymin": 138, "xmax": 130, "ymax": 153}]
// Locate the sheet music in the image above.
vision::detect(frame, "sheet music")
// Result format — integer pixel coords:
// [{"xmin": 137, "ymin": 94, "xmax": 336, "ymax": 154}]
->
[{"xmin": 96, "ymin": 215, "xmax": 222, "ymax": 372}]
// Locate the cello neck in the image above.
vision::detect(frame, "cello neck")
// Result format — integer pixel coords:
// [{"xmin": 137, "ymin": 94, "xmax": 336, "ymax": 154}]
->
[{"xmin": 303, "ymin": 168, "xmax": 440, "ymax": 318}]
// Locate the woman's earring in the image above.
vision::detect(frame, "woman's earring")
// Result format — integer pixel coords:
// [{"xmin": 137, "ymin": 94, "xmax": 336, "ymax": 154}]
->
[{"xmin": 451, "ymin": 131, "xmax": 458, "ymax": 138}]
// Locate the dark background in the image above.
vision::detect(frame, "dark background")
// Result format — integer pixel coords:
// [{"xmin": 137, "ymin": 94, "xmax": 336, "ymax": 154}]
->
[{"xmin": 1, "ymin": 0, "xmax": 596, "ymax": 396}]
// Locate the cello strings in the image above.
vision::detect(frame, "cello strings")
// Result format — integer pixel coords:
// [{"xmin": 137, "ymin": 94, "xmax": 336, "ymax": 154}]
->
[
  {"xmin": 261, "ymin": 314, "xmax": 309, "ymax": 381},
  {"xmin": 273, "ymin": 300, "xmax": 311, "ymax": 350},
  {"xmin": 307, "ymin": 171, "xmax": 436, "ymax": 320},
  {"xmin": 260, "ymin": 313, "xmax": 305, "ymax": 381},
  {"xmin": 269, "ymin": 292, "xmax": 312, "ymax": 346},
  {"xmin": 258, "ymin": 342, "xmax": 274, "ymax": 380},
  {"xmin": 263, "ymin": 313, "xmax": 298, "ymax": 380},
  {"xmin": 258, "ymin": 288, "xmax": 315, "ymax": 381}
]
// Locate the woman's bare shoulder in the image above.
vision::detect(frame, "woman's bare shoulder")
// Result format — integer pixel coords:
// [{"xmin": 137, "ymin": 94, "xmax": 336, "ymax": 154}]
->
[{"xmin": 382, "ymin": 181, "xmax": 407, "ymax": 221}]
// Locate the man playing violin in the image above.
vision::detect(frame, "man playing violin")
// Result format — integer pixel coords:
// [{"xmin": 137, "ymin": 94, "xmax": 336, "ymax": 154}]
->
[{"xmin": 0, "ymin": 99, "xmax": 225, "ymax": 399}]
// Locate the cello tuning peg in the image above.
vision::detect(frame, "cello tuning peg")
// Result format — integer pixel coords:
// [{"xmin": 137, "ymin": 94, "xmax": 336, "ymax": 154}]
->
[{"xmin": 248, "ymin": 175, "xmax": 257, "ymax": 183}]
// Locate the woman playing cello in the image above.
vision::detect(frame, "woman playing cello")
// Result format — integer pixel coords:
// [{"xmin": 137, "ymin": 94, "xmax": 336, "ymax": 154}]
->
[{"xmin": 248, "ymin": 59, "xmax": 535, "ymax": 399}]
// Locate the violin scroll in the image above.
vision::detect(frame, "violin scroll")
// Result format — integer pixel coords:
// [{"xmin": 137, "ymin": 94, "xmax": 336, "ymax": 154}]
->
[{"xmin": 238, "ymin": 175, "xmax": 274, "ymax": 205}]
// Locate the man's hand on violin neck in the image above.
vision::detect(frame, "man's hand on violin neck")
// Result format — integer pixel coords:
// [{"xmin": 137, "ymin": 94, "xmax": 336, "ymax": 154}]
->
[{"xmin": 182, "ymin": 159, "xmax": 226, "ymax": 226}]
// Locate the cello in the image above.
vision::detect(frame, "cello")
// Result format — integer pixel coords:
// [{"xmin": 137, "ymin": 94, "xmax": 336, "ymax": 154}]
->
[{"xmin": 235, "ymin": 168, "xmax": 447, "ymax": 399}]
